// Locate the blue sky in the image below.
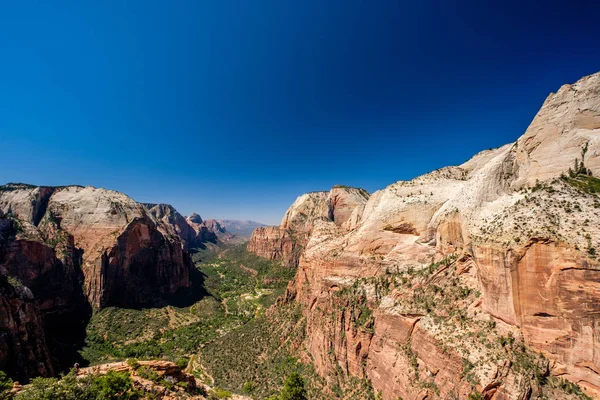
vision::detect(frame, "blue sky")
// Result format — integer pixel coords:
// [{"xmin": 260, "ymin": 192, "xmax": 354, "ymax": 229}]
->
[{"xmin": 1, "ymin": 1, "xmax": 599, "ymax": 224}]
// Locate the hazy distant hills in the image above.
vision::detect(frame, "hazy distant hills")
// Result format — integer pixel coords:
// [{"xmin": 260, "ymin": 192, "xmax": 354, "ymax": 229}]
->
[{"xmin": 215, "ymin": 219, "xmax": 267, "ymax": 238}]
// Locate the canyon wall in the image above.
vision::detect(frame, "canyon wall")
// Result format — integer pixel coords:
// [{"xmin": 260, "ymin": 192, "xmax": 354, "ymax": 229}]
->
[
  {"xmin": 250, "ymin": 72, "xmax": 600, "ymax": 399},
  {"xmin": 0, "ymin": 185, "xmax": 194, "ymax": 309},
  {"xmin": 0, "ymin": 185, "xmax": 219, "ymax": 380}
]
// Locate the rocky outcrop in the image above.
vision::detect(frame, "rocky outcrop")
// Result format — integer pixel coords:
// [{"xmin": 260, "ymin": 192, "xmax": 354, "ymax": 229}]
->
[
  {"xmin": 0, "ymin": 209, "xmax": 90, "ymax": 378},
  {"xmin": 510, "ymin": 72, "xmax": 600, "ymax": 187},
  {"xmin": 78, "ymin": 360, "xmax": 199, "ymax": 395},
  {"xmin": 247, "ymin": 226, "xmax": 296, "ymax": 263},
  {"xmin": 87, "ymin": 215, "xmax": 193, "ymax": 308},
  {"xmin": 247, "ymin": 187, "xmax": 370, "ymax": 267},
  {"xmin": 146, "ymin": 203, "xmax": 199, "ymax": 249},
  {"xmin": 0, "ymin": 185, "xmax": 199, "ymax": 380},
  {"xmin": 259, "ymin": 72, "xmax": 600, "ymax": 399},
  {"xmin": 0, "ymin": 186, "xmax": 194, "ymax": 309},
  {"xmin": 145, "ymin": 204, "xmax": 222, "ymax": 249},
  {"xmin": 327, "ymin": 186, "xmax": 370, "ymax": 229}
]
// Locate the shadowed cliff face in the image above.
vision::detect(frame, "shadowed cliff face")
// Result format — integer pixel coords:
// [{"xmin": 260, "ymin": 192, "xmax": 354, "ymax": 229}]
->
[
  {"xmin": 0, "ymin": 209, "xmax": 92, "ymax": 379},
  {"xmin": 0, "ymin": 186, "xmax": 201, "ymax": 381},
  {"xmin": 248, "ymin": 72, "xmax": 600, "ymax": 399},
  {"xmin": 89, "ymin": 216, "xmax": 193, "ymax": 308},
  {"xmin": 0, "ymin": 185, "xmax": 196, "ymax": 310},
  {"xmin": 0, "ymin": 273, "xmax": 53, "ymax": 383}
]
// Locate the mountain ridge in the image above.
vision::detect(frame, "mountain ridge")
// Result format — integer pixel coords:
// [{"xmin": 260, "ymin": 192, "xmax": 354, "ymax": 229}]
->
[{"xmin": 247, "ymin": 71, "xmax": 600, "ymax": 399}]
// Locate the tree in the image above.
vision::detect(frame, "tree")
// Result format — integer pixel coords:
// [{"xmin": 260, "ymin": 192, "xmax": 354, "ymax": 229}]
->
[
  {"xmin": 89, "ymin": 371, "xmax": 139, "ymax": 400},
  {"xmin": 280, "ymin": 373, "xmax": 307, "ymax": 400},
  {"xmin": 14, "ymin": 377, "xmax": 58, "ymax": 400}
]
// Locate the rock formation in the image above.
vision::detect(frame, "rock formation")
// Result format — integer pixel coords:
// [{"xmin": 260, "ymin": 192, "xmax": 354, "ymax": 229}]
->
[
  {"xmin": 0, "ymin": 185, "xmax": 194, "ymax": 309},
  {"xmin": 145, "ymin": 203, "xmax": 224, "ymax": 249},
  {"xmin": 248, "ymin": 186, "xmax": 370, "ymax": 267},
  {"xmin": 0, "ymin": 207, "xmax": 89, "ymax": 380},
  {"xmin": 250, "ymin": 72, "xmax": 600, "ymax": 399},
  {"xmin": 247, "ymin": 226, "xmax": 296, "ymax": 263},
  {"xmin": 0, "ymin": 185, "xmax": 205, "ymax": 380}
]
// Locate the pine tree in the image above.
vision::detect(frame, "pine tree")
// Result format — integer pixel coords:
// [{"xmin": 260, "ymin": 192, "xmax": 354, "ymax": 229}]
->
[{"xmin": 280, "ymin": 372, "xmax": 307, "ymax": 400}]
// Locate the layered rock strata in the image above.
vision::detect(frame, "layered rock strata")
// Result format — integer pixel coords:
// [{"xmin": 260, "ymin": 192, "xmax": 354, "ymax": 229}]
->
[{"xmin": 252, "ymin": 72, "xmax": 600, "ymax": 399}]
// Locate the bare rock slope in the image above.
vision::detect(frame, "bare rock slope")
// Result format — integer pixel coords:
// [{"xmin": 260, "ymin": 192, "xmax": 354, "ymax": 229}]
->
[{"xmin": 248, "ymin": 72, "xmax": 600, "ymax": 399}]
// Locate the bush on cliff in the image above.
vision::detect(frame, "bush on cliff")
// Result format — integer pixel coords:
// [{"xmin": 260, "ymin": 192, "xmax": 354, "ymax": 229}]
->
[{"xmin": 280, "ymin": 372, "xmax": 307, "ymax": 400}]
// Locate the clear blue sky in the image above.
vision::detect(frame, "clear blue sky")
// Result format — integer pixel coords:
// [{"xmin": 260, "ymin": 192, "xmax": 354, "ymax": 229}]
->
[{"xmin": 1, "ymin": 1, "xmax": 599, "ymax": 224}]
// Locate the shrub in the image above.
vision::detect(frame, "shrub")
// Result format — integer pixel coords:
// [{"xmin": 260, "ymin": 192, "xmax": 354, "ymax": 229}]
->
[
  {"xmin": 468, "ymin": 392, "xmax": 484, "ymax": 400},
  {"xmin": 136, "ymin": 366, "xmax": 160, "ymax": 382},
  {"xmin": 89, "ymin": 370, "xmax": 139, "ymax": 400},
  {"xmin": 280, "ymin": 373, "xmax": 307, "ymax": 400},
  {"xmin": 126, "ymin": 359, "xmax": 140, "ymax": 370},
  {"xmin": 175, "ymin": 358, "xmax": 189, "ymax": 370},
  {"xmin": 15, "ymin": 377, "xmax": 59, "ymax": 400},
  {"xmin": 209, "ymin": 387, "xmax": 232, "ymax": 399},
  {"xmin": 242, "ymin": 381, "xmax": 255, "ymax": 394}
]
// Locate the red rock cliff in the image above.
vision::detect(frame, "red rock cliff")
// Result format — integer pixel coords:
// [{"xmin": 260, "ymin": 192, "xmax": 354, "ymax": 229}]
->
[
  {"xmin": 0, "ymin": 185, "xmax": 194, "ymax": 309},
  {"xmin": 258, "ymin": 72, "xmax": 600, "ymax": 399}
]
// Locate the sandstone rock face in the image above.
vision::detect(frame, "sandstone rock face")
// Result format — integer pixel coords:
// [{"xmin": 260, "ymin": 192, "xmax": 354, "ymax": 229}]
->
[
  {"xmin": 146, "ymin": 203, "xmax": 224, "ymax": 249},
  {"xmin": 146, "ymin": 203, "xmax": 199, "ymax": 248},
  {"xmin": 510, "ymin": 72, "xmax": 600, "ymax": 187},
  {"xmin": 247, "ymin": 226, "xmax": 295, "ymax": 263},
  {"xmin": 0, "ymin": 185, "xmax": 194, "ymax": 309},
  {"xmin": 328, "ymin": 186, "xmax": 370, "ymax": 229},
  {"xmin": 258, "ymin": 72, "xmax": 600, "ymax": 399},
  {"xmin": 281, "ymin": 192, "xmax": 330, "ymax": 232},
  {"xmin": 88, "ymin": 215, "xmax": 193, "ymax": 307},
  {"xmin": 0, "ymin": 185, "xmax": 201, "ymax": 380},
  {"xmin": 0, "ymin": 209, "xmax": 90, "ymax": 378},
  {"xmin": 247, "ymin": 187, "xmax": 371, "ymax": 267}
]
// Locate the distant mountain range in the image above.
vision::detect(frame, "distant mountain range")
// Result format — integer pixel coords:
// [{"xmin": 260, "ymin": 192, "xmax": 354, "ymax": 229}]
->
[{"xmin": 215, "ymin": 219, "xmax": 267, "ymax": 238}]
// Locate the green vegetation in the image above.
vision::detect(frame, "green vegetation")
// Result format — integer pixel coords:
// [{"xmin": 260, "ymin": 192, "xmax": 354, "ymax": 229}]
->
[
  {"xmin": 200, "ymin": 298, "xmax": 378, "ymax": 399},
  {"xmin": 0, "ymin": 183, "xmax": 38, "ymax": 192},
  {"xmin": 208, "ymin": 387, "xmax": 232, "ymax": 399},
  {"xmin": 14, "ymin": 370, "xmax": 139, "ymax": 400},
  {"xmin": 468, "ymin": 392, "xmax": 484, "ymax": 400},
  {"xmin": 280, "ymin": 372, "xmax": 307, "ymax": 400},
  {"xmin": 332, "ymin": 185, "xmax": 370, "ymax": 198},
  {"xmin": 561, "ymin": 174, "xmax": 600, "ymax": 194},
  {"xmin": 561, "ymin": 142, "xmax": 599, "ymax": 194},
  {"xmin": 0, "ymin": 183, "xmax": 85, "ymax": 193},
  {"xmin": 80, "ymin": 244, "xmax": 294, "ymax": 365},
  {"xmin": 0, "ymin": 371, "xmax": 13, "ymax": 400},
  {"xmin": 199, "ymin": 304, "xmax": 319, "ymax": 398}
]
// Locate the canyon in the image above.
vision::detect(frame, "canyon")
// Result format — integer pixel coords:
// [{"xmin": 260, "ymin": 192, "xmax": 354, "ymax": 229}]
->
[
  {"xmin": 247, "ymin": 72, "xmax": 600, "ymax": 399},
  {"xmin": 0, "ymin": 186, "xmax": 233, "ymax": 382},
  {"xmin": 1, "ymin": 71, "xmax": 600, "ymax": 400}
]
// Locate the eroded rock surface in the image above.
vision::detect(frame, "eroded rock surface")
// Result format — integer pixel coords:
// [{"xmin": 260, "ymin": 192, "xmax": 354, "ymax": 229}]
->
[
  {"xmin": 248, "ymin": 186, "xmax": 371, "ymax": 267},
  {"xmin": 0, "ymin": 186, "xmax": 197, "ymax": 309},
  {"xmin": 253, "ymin": 72, "xmax": 600, "ymax": 399}
]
